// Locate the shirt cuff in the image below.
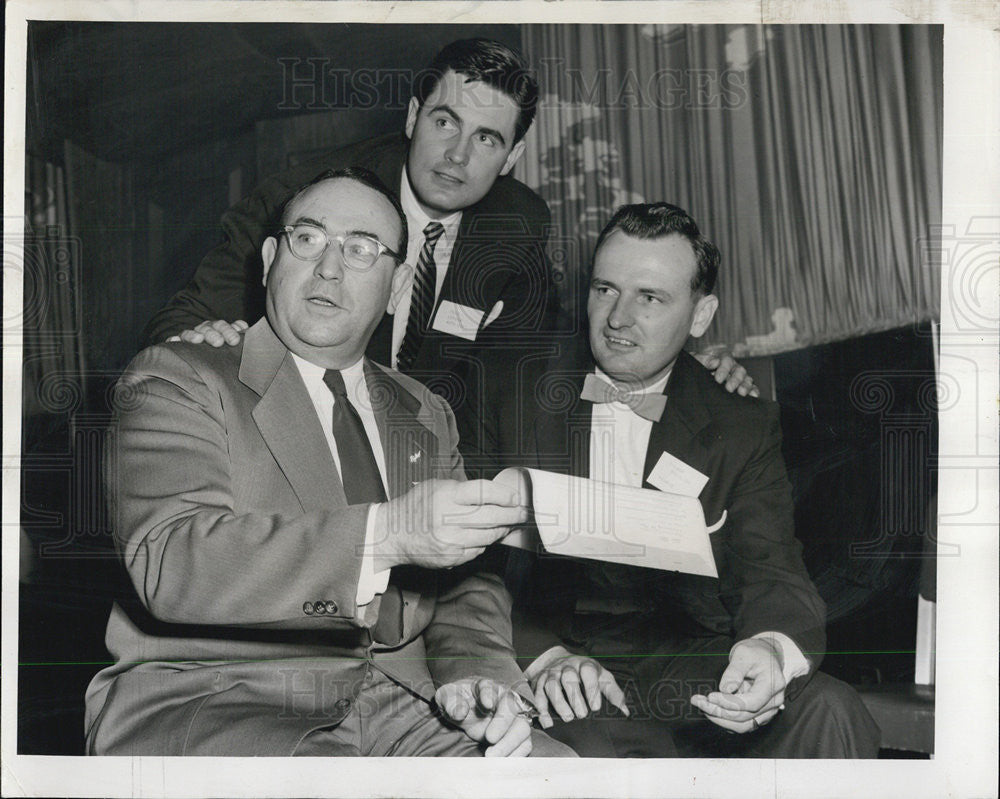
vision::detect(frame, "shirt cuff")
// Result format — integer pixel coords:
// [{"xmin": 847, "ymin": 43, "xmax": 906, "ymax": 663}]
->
[
  {"xmin": 752, "ymin": 631, "xmax": 811, "ymax": 684},
  {"xmin": 356, "ymin": 504, "xmax": 391, "ymax": 610}
]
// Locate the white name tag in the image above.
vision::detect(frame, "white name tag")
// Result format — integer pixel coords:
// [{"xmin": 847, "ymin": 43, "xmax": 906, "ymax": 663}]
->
[
  {"xmin": 431, "ymin": 300, "xmax": 485, "ymax": 341},
  {"xmin": 647, "ymin": 451, "xmax": 709, "ymax": 498}
]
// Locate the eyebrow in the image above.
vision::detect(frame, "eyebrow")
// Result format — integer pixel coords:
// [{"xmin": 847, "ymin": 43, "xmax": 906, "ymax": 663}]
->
[
  {"xmin": 288, "ymin": 217, "xmax": 389, "ymax": 244},
  {"xmin": 592, "ymin": 278, "xmax": 668, "ymax": 297},
  {"xmin": 428, "ymin": 103, "xmax": 508, "ymax": 148}
]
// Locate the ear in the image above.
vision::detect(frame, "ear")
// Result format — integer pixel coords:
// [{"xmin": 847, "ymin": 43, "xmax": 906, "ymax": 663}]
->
[
  {"xmin": 261, "ymin": 236, "xmax": 278, "ymax": 286},
  {"xmin": 387, "ymin": 263, "xmax": 414, "ymax": 315},
  {"xmin": 405, "ymin": 97, "xmax": 420, "ymax": 140},
  {"xmin": 689, "ymin": 293, "xmax": 719, "ymax": 338},
  {"xmin": 499, "ymin": 139, "xmax": 526, "ymax": 176}
]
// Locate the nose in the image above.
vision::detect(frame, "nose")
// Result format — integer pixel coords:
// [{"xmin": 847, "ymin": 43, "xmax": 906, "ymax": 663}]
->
[
  {"xmin": 314, "ymin": 243, "xmax": 345, "ymax": 280},
  {"xmin": 606, "ymin": 296, "xmax": 633, "ymax": 329},
  {"xmin": 444, "ymin": 134, "xmax": 472, "ymax": 166}
]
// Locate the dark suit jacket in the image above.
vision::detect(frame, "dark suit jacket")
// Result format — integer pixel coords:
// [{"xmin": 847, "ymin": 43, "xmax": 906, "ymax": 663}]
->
[
  {"xmin": 459, "ymin": 344, "xmax": 827, "ymax": 673},
  {"xmin": 85, "ymin": 319, "xmax": 526, "ymax": 755},
  {"xmin": 140, "ymin": 134, "xmax": 556, "ymax": 382}
]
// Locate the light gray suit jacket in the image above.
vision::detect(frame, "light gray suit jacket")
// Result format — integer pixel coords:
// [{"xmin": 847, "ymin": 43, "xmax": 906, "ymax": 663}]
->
[{"xmin": 85, "ymin": 319, "xmax": 524, "ymax": 755}]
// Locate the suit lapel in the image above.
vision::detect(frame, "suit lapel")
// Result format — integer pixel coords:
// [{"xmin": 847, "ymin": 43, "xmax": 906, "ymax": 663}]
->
[
  {"xmin": 364, "ymin": 140, "xmax": 408, "ymax": 368},
  {"xmin": 364, "ymin": 360, "xmax": 438, "ymax": 498},
  {"xmin": 641, "ymin": 352, "xmax": 713, "ymax": 486},
  {"xmin": 531, "ymin": 359, "xmax": 593, "ymax": 478},
  {"xmin": 241, "ymin": 321, "xmax": 347, "ymax": 512}
]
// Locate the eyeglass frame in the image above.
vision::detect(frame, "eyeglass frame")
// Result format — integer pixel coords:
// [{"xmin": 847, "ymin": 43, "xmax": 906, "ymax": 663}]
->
[{"xmin": 278, "ymin": 223, "xmax": 405, "ymax": 270}]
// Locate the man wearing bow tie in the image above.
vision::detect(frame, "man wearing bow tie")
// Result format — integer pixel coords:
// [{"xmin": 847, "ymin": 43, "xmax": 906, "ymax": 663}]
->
[
  {"xmin": 460, "ymin": 202, "xmax": 880, "ymax": 757},
  {"xmin": 85, "ymin": 168, "xmax": 575, "ymax": 758}
]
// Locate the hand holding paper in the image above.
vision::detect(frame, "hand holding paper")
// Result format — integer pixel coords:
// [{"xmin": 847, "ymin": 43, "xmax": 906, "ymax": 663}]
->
[{"xmin": 493, "ymin": 467, "xmax": 719, "ymax": 577}]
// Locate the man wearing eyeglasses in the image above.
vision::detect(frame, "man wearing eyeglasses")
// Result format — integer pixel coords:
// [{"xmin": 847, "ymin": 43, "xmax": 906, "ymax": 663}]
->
[{"xmin": 85, "ymin": 168, "xmax": 574, "ymax": 758}]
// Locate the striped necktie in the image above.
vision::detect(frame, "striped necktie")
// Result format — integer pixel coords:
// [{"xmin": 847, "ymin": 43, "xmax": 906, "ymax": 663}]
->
[{"xmin": 396, "ymin": 221, "xmax": 445, "ymax": 372}]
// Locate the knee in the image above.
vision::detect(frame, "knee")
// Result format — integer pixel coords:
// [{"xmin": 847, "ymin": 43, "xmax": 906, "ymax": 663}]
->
[
  {"xmin": 791, "ymin": 672, "xmax": 881, "ymax": 757},
  {"xmin": 530, "ymin": 728, "xmax": 579, "ymax": 757}
]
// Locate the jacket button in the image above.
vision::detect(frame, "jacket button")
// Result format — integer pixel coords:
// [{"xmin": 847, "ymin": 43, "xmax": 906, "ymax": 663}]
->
[
  {"xmin": 334, "ymin": 699, "xmax": 351, "ymax": 714},
  {"xmin": 324, "ymin": 600, "xmax": 339, "ymax": 615},
  {"xmin": 314, "ymin": 600, "xmax": 327, "ymax": 614},
  {"xmin": 302, "ymin": 601, "xmax": 314, "ymax": 615}
]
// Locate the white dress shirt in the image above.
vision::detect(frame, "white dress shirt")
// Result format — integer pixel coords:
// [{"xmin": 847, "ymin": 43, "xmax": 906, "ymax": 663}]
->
[
  {"xmin": 291, "ymin": 354, "xmax": 391, "ymax": 609},
  {"xmin": 587, "ymin": 366, "xmax": 809, "ymax": 684},
  {"xmin": 528, "ymin": 364, "xmax": 809, "ymax": 685},
  {"xmin": 389, "ymin": 169, "xmax": 463, "ymax": 368}
]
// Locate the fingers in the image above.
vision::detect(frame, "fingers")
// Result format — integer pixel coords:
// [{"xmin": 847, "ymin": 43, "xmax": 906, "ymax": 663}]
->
[
  {"xmin": 171, "ymin": 320, "xmax": 245, "ymax": 347},
  {"xmin": 579, "ymin": 659, "xmax": 603, "ymax": 712},
  {"xmin": 711, "ymin": 354, "xmax": 737, "ymax": 384},
  {"xmin": 484, "ymin": 716, "xmax": 532, "ymax": 757},
  {"xmin": 449, "ymin": 502, "xmax": 528, "ymax": 530},
  {"xmin": 597, "ymin": 668, "xmax": 630, "ymax": 717},
  {"xmin": 717, "ymin": 657, "xmax": 751, "ymax": 696},
  {"xmin": 451, "ymin": 479, "xmax": 521, "ymax": 508},
  {"xmin": 691, "ymin": 681, "xmax": 786, "ymax": 722},
  {"xmin": 192, "ymin": 320, "xmax": 243, "ymax": 347},
  {"xmin": 692, "ymin": 351, "xmax": 719, "ymax": 370},
  {"xmin": 434, "ymin": 683, "xmax": 471, "ymax": 723},
  {"xmin": 542, "ymin": 669, "xmax": 577, "ymax": 722},
  {"xmin": 478, "ymin": 685, "xmax": 532, "ymax": 757},
  {"xmin": 532, "ymin": 681, "xmax": 554, "ymax": 729},
  {"xmin": 723, "ymin": 364, "xmax": 748, "ymax": 394},
  {"xmin": 500, "ymin": 736, "xmax": 533, "ymax": 758}
]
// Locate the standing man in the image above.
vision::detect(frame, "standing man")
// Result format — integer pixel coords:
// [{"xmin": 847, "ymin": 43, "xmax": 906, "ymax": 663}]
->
[
  {"xmin": 460, "ymin": 202, "xmax": 880, "ymax": 758},
  {"xmin": 144, "ymin": 38, "xmax": 756, "ymax": 396},
  {"xmin": 143, "ymin": 39, "xmax": 552, "ymax": 386},
  {"xmin": 86, "ymin": 168, "xmax": 574, "ymax": 757}
]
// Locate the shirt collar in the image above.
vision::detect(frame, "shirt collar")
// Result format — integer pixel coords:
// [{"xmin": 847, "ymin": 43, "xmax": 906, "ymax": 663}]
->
[
  {"xmin": 291, "ymin": 352, "xmax": 367, "ymax": 391},
  {"xmin": 400, "ymin": 168, "xmax": 462, "ymax": 245},
  {"xmin": 594, "ymin": 365, "xmax": 671, "ymax": 396}
]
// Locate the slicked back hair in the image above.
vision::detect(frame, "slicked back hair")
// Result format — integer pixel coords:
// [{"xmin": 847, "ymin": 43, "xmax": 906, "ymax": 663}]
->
[
  {"xmin": 594, "ymin": 202, "xmax": 720, "ymax": 295},
  {"xmin": 413, "ymin": 38, "xmax": 539, "ymax": 144}
]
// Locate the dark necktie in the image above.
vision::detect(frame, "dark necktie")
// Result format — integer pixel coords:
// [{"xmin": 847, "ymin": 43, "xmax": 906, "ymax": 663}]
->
[
  {"xmin": 322, "ymin": 370, "xmax": 387, "ymax": 505},
  {"xmin": 396, "ymin": 221, "xmax": 445, "ymax": 372},
  {"xmin": 579, "ymin": 373, "xmax": 668, "ymax": 422},
  {"xmin": 322, "ymin": 369, "xmax": 402, "ymax": 645}
]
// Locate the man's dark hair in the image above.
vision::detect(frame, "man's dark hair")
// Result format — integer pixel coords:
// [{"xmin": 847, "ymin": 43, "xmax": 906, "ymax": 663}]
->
[
  {"xmin": 413, "ymin": 38, "xmax": 539, "ymax": 145},
  {"xmin": 594, "ymin": 202, "xmax": 720, "ymax": 295},
  {"xmin": 280, "ymin": 167, "xmax": 408, "ymax": 260}
]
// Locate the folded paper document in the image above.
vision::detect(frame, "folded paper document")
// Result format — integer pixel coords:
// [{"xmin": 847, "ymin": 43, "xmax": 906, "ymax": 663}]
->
[{"xmin": 494, "ymin": 467, "xmax": 720, "ymax": 578}]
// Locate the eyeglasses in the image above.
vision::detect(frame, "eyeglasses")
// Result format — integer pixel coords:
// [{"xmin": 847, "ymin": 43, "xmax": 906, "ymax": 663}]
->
[{"xmin": 279, "ymin": 224, "xmax": 404, "ymax": 270}]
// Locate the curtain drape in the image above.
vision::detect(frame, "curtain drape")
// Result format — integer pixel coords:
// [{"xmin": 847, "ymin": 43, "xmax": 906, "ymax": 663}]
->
[
  {"xmin": 22, "ymin": 154, "xmax": 86, "ymax": 425},
  {"xmin": 517, "ymin": 25, "xmax": 942, "ymax": 354}
]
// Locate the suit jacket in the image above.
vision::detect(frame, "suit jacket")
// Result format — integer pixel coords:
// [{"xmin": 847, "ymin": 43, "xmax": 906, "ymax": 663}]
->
[
  {"xmin": 140, "ymin": 133, "xmax": 556, "ymax": 382},
  {"xmin": 85, "ymin": 319, "xmax": 526, "ymax": 755},
  {"xmin": 459, "ymin": 344, "xmax": 827, "ymax": 672}
]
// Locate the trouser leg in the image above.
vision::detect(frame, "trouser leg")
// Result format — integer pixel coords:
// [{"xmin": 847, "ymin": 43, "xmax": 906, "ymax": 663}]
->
[
  {"xmin": 632, "ymin": 635, "xmax": 881, "ymax": 758},
  {"xmin": 294, "ymin": 665, "xmax": 576, "ymax": 757}
]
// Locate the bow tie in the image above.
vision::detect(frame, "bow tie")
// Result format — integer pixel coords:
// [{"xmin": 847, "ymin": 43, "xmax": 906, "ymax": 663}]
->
[{"xmin": 579, "ymin": 373, "xmax": 667, "ymax": 422}]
